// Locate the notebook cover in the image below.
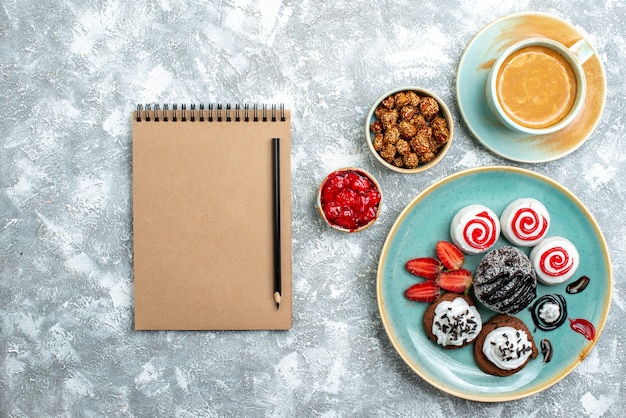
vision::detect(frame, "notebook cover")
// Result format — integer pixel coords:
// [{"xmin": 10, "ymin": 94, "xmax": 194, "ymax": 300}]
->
[{"xmin": 132, "ymin": 106, "xmax": 292, "ymax": 330}]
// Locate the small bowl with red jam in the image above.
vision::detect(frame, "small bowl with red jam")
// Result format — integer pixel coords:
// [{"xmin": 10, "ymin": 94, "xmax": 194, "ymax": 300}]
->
[
  {"xmin": 317, "ymin": 168, "xmax": 382, "ymax": 233},
  {"xmin": 365, "ymin": 87, "xmax": 454, "ymax": 173}
]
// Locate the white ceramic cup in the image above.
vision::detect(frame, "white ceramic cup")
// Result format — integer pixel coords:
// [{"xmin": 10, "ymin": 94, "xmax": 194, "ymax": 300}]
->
[{"xmin": 486, "ymin": 38, "xmax": 594, "ymax": 135}]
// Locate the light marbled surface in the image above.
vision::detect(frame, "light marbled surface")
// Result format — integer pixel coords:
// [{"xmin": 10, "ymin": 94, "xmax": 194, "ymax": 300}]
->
[{"xmin": 1, "ymin": 0, "xmax": 625, "ymax": 416}]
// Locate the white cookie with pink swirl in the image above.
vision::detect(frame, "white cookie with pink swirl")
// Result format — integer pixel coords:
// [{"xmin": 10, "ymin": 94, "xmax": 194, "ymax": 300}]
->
[
  {"xmin": 450, "ymin": 204, "xmax": 501, "ymax": 255},
  {"xmin": 530, "ymin": 236, "xmax": 579, "ymax": 285},
  {"xmin": 500, "ymin": 198, "xmax": 550, "ymax": 247}
]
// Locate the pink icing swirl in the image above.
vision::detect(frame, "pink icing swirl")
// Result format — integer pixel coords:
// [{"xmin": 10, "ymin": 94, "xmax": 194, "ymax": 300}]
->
[
  {"xmin": 539, "ymin": 247, "xmax": 574, "ymax": 277},
  {"xmin": 462, "ymin": 211, "xmax": 498, "ymax": 250},
  {"xmin": 511, "ymin": 208, "xmax": 548, "ymax": 241}
]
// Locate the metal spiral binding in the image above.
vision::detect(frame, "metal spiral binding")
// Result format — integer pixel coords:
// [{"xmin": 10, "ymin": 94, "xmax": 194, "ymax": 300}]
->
[{"xmin": 136, "ymin": 103, "xmax": 286, "ymax": 122}]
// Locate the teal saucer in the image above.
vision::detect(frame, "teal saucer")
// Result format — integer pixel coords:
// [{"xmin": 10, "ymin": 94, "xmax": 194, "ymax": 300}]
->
[{"xmin": 456, "ymin": 12, "xmax": 606, "ymax": 163}]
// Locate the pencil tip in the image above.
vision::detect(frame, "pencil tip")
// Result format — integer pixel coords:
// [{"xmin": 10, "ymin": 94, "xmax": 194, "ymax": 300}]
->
[
  {"xmin": 274, "ymin": 291, "xmax": 281, "ymax": 310},
  {"xmin": 276, "ymin": 302, "xmax": 280, "ymax": 310}
]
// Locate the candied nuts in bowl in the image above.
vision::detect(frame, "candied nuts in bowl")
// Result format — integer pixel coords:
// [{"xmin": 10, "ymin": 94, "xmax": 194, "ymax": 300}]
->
[
  {"xmin": 365, "ymin": 87, "xmax": 454, "ymax": 173},
  {"xmin": 317, "ymin": 168, "xmax": 382, "ymax": 233}
]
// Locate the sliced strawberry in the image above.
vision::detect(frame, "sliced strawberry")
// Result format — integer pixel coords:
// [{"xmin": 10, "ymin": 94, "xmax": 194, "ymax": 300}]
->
[
  {"xmin": 405, "ymin": 257, "xmax": 442, "ymax": 280},
  {"xmin": 436, "ymin": 240, "xmax": 465, "ymax": 270},
  {"xmin": 436, "ymin": 269, "xmax": 473, "ymax": 293},
  {"xmin": 404, "ymin": 281, "xmax": 440, "ymax": 302}
]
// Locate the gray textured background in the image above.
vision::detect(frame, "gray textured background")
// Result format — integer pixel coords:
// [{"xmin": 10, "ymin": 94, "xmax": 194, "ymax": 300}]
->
[{"xmin": 1, "ymin": 0, "xmax": 625, "ymax": 416}]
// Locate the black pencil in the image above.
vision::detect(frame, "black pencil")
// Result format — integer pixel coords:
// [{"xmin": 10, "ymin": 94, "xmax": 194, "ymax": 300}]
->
[{"xmin": 272, "ymin": 137, "xmax": 282, "ymax": 310}]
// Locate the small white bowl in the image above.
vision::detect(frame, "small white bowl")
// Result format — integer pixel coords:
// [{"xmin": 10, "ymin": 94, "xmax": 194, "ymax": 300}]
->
[
  {"xmin": 365, "ymin": 86, "xmax": 454, "ymax": 173},
  {"xmin": 317, "ymin": 167, "xmax": 382, "ymax": 233}
]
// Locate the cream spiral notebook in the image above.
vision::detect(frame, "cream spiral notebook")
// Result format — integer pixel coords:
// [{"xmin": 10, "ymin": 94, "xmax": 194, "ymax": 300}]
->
[{"xmin": 132, "ymin": 103, "xmax": 292, "ymax": 330}]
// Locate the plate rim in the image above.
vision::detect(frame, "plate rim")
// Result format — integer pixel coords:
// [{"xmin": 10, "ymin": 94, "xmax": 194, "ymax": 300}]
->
[
  {"xmin": 455, "ymin": 12, "xmax": 607, "ymax": 163},
  {"xmin": 376, "ymin": 165, "xmax": 612, "ymax": 402}
]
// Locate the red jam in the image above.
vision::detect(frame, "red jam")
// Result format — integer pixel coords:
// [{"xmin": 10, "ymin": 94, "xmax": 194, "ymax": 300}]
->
[
  {"xmin": 320, "ymin": 169, "xmax": 381, "ymax": 232},
  {"xmin": 569, "ymin": 318, "xmax": 595, "ymax": 341}
]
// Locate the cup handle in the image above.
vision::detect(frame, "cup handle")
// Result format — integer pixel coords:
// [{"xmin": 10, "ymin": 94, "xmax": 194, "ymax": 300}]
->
[{"xmin": 568, "ymin": 39, "xmax": 594, "ymax": 65}]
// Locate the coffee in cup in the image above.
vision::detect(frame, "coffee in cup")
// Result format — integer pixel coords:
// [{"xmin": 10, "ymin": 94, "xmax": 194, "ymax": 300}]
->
[{"xmin": 486, "ymin": 38, "xmax": 593, "ymax": 135}]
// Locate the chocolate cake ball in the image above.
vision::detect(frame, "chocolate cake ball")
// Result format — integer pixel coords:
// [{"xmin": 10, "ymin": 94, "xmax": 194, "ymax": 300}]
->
[{"xmin": 473, "ymin": 246, "xmax": 537, "ymax": 314}]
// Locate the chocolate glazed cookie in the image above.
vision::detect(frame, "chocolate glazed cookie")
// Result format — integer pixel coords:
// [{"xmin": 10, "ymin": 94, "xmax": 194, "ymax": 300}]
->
[{"xmin": 473, "ymin": 246, "xmax": 537, "ymax": 314}]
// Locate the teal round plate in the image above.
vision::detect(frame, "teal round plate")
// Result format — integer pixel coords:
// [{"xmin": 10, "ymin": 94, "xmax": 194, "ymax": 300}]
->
[
  {"xmin": 456, "ymin": 12, "xmax": 606, "ymax": 163},
  {"xmin": 377, "ymin": 166, "xmax": 611, "ymax": 401}
]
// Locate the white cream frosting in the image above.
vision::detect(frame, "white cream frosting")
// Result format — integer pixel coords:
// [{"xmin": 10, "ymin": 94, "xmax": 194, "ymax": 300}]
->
[
  {"xmin": 539, "ymin": 302, "xmax": 561, "ymax": 324},
  {"xmin": 450, "ymin": 204, "xmax": 501, "ymax": 255},
  {"xmin": 432, "ymin": 297, "xmax": 482, "ymax": 347},
  {"xmin": 482, "ymin": 326, "xmax": 534, "ymax": 370},
  {"xmin": 500, "ymin": 198, "xmax": 550, "ymax": 247},
  {"xmin": 530, "ymin": 236, "xmax": 579, "ymax": 285}
]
